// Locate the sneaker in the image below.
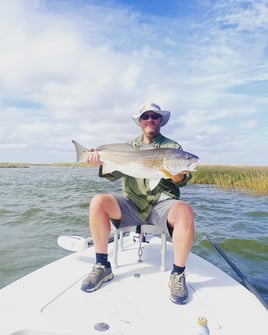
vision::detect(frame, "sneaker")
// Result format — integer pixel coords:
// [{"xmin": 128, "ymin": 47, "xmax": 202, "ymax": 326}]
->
[
  {"xmin": 169, "ymin": 271, "xmax": 188, "ymax": 304},
  {"xmin": 81, "ymin": 263, "xmax": 114, "ymax": 292}
]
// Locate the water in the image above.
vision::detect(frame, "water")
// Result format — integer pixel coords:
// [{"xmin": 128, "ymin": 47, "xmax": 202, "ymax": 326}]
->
[{"xmin": 0, "ymin": 166, "xmax": 268, "ymax": 306}]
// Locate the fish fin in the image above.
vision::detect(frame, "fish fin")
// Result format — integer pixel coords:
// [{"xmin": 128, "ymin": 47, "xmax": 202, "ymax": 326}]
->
[
  {"xmin": 149, "ymin": 179, "xmax": 161, "ymax": 190},
  {"xmin": 72, "ymin": 140, "xmax": 90, "ymax": 163},
  {"xmin": 160, "ymin": 168, "xmax": 175, "ymax": 179}
]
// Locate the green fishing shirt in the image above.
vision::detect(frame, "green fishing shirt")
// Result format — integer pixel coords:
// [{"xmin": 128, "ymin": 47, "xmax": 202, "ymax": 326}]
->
[{"xmin": 99, "ymin": 134, "xmax": 192, "ymax": 220}]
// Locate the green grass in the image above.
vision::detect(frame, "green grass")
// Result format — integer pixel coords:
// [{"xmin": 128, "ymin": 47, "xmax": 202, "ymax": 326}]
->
[
  {"xmin": 0, "ymin": 162, "xmax": 29, "ymax": 168},
  {"xmin": 191, "ymin": 165, "xmax": 268, "ymax": 196}
]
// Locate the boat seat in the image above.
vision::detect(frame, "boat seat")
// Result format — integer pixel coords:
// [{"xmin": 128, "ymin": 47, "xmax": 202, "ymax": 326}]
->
[{"xmin": 113, "ymin": 225, "xmax": 167, "ymax": 271}]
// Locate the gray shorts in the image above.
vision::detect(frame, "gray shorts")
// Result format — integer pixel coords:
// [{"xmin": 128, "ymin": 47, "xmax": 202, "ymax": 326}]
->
[{"xmin": 110, "ymin": 194, "xmax": 181, "ymax": 237}]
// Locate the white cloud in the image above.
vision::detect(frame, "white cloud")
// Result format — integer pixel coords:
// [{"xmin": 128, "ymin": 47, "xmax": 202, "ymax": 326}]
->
[
  {"xmin": 0, "ymin": 0, "xmax": 267, "ymax": 165},
  {"xmin": 239, "ymin": 119, "xmax": 258, "ymax": 129}
]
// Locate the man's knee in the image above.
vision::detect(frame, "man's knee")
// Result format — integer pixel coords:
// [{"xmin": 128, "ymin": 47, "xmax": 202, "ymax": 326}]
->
[
  {"xmin": 172, "ymin": 201, "xmax": 194, "ymax": 218},
  {"xmin": 168, "ymin": 201, "xmax": 194, "ymax": 231},
  {"xmin": 180, "ymin": 202, "xmax": 194, "ymax": 219},
  {"xmin": 90, "ymin": 194, "xmax": 120, "ymax": 219},
  {"xmin": 90, "ymin": 194, "xmax": 112, "ymax": 207}
]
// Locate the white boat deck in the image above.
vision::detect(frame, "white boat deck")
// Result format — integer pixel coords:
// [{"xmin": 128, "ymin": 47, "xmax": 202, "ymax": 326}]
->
[{"xmin": 1, "ymin": 235, "xmax": 267, "ymax": 335}]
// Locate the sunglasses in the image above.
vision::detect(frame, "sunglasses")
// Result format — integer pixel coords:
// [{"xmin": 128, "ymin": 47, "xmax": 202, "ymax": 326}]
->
[{"xmin": 140, "ymin": 113, "xmax": 161, "ymax": 120}]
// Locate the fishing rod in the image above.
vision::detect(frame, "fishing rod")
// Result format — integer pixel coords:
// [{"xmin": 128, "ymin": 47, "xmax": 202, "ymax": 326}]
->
[{"xmin": 207, "ymin": 235, "xmax": 268, "ymax": 310}]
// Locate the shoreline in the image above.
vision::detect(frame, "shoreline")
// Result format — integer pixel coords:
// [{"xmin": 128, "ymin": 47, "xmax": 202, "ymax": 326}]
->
[{"xmin": 1, "ymin": 163, "xmax": 267, "ymax": 196}]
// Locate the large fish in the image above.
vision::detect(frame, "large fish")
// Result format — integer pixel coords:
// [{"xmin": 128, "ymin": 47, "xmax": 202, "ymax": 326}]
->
[{"xmin": 72, "ymin": 140, "xmax": 199, "ymax": 188}]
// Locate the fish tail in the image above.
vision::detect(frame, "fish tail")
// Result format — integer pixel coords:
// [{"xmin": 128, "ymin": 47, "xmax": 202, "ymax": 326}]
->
[{"xmin": 72, "ymin": 140, "xmax": 90, "ymax": 163}]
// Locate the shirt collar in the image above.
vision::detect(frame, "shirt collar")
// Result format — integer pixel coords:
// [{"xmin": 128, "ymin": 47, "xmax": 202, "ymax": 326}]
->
[{"xmin": 131, "ymin": 134, "xmax": 163, "ymax": 148}]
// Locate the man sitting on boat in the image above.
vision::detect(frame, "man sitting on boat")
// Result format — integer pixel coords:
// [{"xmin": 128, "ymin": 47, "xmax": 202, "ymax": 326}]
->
[{"xmin": 81, "ymin": 102, "xmax": 195, "ymax": 305}]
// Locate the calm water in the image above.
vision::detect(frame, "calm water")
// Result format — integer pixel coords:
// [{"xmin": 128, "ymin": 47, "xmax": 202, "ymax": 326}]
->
[{"xmin": 0, "ymin": 166, "xmax": 268, "ymax": 305}]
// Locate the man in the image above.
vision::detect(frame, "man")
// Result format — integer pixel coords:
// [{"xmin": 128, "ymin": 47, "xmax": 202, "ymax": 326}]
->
[{"xmin": 81, "ymin": 102, "xmax": 195, "ymax": 304}]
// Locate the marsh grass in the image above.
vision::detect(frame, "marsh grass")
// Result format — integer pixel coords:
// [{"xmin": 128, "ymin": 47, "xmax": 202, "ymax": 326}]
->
[
  {"xmin": 191, "ymin": 165, "xmax": 268, "ymax": 196},
  {"xmin": 0, "ymin": 162, "xmax": 29, "ymax": 168}
]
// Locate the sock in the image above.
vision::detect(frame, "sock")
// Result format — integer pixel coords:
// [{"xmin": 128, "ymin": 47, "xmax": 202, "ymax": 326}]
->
[
  {"xmin": 172, "ymin": 264, "xmax": 185, "ymax": 275},
  {"xmin": 96, "ymin": 253, "xmax": 110, "ymax": 267}
]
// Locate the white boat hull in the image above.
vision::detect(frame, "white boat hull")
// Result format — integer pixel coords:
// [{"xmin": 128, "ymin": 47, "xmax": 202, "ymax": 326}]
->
[{"xmin": 1, "ymin": 235, "xmax": 267, "ymax": 334}]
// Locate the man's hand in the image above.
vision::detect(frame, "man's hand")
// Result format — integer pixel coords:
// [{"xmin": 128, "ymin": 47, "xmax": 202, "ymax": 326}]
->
[
  {"xmin": 87, "ymin": 149, "xmax": 102, "ymax": 167},
  {"xmin": 171, "ymin": 171, "xmax": 188, "ymax": 183}
]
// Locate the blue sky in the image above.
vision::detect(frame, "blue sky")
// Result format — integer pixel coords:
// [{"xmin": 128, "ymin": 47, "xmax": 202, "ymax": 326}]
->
[{"xmin": 0, "ymin": 0, "xmax": 267, "ymax": 165}]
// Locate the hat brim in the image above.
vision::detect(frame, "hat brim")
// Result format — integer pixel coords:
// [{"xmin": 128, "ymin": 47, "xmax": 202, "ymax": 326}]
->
[{"xmin": 131, "ymin": 110, "xmax": 170, "ymax": 127}]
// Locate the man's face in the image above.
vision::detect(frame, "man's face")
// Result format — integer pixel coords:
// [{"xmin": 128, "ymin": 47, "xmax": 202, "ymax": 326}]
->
[{"xmin": 139, "ymin": 112, "xmax": 162, "ymax": 137}]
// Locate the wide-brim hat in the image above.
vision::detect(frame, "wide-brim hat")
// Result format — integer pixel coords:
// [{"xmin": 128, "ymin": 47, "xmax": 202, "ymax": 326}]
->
[{"xmin": 132, "ymin": 102, "xmax": 170, "ymax": 127}]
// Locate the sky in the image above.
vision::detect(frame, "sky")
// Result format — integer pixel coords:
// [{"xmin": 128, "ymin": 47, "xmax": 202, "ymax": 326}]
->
[{"xmin": 0, "ymin": 0, "xmax": 267, "ymax": 165}]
